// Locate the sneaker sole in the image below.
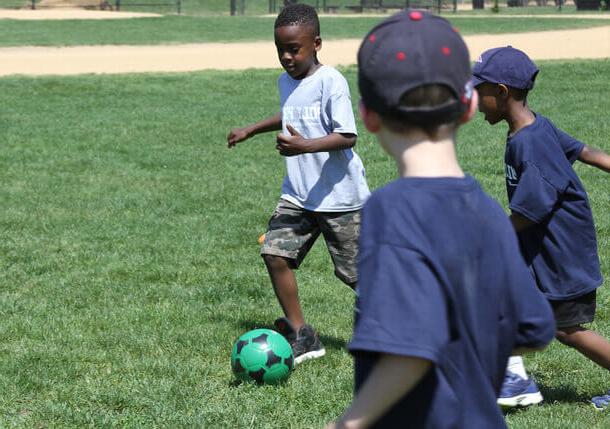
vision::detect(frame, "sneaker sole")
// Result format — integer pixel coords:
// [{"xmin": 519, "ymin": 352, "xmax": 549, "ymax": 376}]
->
[
  {"xmin": 592, "ymin": 402, "xmax": 609, "ymax": 411},
  {"xmin": 498, "ymin": 391, "xmax": 543, "ymax": 408},
  {"xmin": 294, "ymin": 348, "xmax": 326, "ymax": 365}
]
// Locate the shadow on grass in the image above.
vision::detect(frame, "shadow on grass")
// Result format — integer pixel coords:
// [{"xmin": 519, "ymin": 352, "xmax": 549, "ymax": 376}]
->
[
  {"xmin": 227, "ymin": 377, "xmax": 292, "ymax": 388},
  {"xmin": 319, "ymin": 334, "xmax": 347, "ymax": 351},
  {"xmin": 503, "ymin": 383, "xmax": 588, "ymax": 415},
  {"xmin": 540, "ymin": 384, "xmax": 591, "ymax": 404},
  {"xmin": 237, "ymin": 319, "xmax": 274, "ymax": 332},
  {"xmin": 237, "ymin": 319, "xmax": 348, "ymax": 351}
]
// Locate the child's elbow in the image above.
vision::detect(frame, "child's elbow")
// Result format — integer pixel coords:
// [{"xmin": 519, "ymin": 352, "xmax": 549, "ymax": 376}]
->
[{"xmin": 344, "ymin": 134, "xmax": 357, "ymax": 148}]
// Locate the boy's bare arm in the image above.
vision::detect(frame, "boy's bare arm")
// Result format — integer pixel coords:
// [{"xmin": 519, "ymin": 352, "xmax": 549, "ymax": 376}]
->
[
  {"xmin": 227, "ymin": 113, "xmax": 282, "ymax": 148},
  {"xmin": 510, "ymin": 212, "xmax": 536, "ymax": 232},
  {"xmin": 276, "ymin": 124, "xmax": 356, "ymax": 156},
  {"xmin": 326, "ymin": 354, "xmax": 432, "ymax": 429},
  {"xmin": 578, "ymin": 145, "xmax": 610, "ymax": 173}
]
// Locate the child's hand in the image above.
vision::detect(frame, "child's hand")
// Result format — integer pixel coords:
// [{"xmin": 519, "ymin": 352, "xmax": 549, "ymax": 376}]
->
[
  {"xmin": 227, "ymin": 127, "xmax": 250, "ymax": 148},
  {"xmin": 276, "ymin": 124, "xmax": 309, "ymax": 156}
]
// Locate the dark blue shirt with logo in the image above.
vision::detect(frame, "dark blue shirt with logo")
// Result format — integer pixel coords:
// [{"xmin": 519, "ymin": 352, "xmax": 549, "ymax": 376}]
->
[
  {"xmin": 350, "ymin": 176, "xmax": 555, "ymax": 429},
  {"xmin": 505, "ymin": 114, "xmax": 602, "ymax": 300}
]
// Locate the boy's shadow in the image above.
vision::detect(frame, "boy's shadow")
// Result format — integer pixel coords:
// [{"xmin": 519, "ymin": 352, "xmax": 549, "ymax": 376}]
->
[
  {"xmin": 540, "ymin": 384, "xmax": 591, "ymax": 404},
  {"xmin": 503, "ymin": 383, "xmax": 588, "ymax": 414},
  {"xmin": 237, "ymin": 319, "xmax": 347, "ymax": 351}
]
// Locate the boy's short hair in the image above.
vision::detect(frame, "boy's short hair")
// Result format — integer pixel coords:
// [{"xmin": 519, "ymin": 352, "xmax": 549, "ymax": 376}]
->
[
  {"xmin": 472, "ymin": 46, "xmax": 538, "ymax": 91},
  {"xmin": 357, "ymin": 10, "xmax": 472, "ymax": 131},
  {"xmin": 275, "ymin": 3, "xmax": 320, "ymax": 37}
]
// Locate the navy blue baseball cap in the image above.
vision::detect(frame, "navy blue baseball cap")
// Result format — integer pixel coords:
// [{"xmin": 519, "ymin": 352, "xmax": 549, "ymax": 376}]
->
[
  {"xmin": 358, "ymin": 10, "xmax": 472, "ymax": 124},
  {"xmin": 472, "ymin": 46, "xmax": 539, "ymax": 90}
]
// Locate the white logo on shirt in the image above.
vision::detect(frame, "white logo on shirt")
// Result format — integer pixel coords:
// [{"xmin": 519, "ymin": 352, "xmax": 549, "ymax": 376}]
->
[
  {"xmin": 283, "ymin": 104, "xmax": 321, "ymax": 122},
  {"xmin": 505, "ymin": 164, "xmax": 519, "ymax": 187}
]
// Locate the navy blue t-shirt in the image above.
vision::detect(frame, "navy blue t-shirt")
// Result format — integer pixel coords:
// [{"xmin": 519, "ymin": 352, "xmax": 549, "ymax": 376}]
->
[
  {"xmin": 350, "ymin": 176, "xmax": 555, "ymax": 429},
  {"xmin": 505, "ymin": 114, "xmax": 602, "ymax": 300}
]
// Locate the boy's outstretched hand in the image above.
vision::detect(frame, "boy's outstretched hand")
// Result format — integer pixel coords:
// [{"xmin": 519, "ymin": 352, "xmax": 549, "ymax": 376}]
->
[
  {"xmin": 276, "ymin": 124, "xmax": 310, "ymax": 156},
  {"xmin": 227, "ymin": 127, "xmax": 250, "ymax": 148}
]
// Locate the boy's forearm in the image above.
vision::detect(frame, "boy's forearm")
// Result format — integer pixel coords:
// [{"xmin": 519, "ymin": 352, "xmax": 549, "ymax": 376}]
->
[
  {"xmin": 578, "ymin": 145, "xmax": 610, "ymax": 173},
  {"xmin": 246, "ymin": 113, "xmax": 283, "ymax": 137},
  {"xmin": 333, "ymin": 354, "xmax": 431, "ymax": 429},
  {"xmin": 306, "ymin": 133, "xmax": 357, "ymax": 153}
]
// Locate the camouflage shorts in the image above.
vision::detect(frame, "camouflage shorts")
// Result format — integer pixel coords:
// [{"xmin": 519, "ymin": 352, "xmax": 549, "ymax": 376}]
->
[{"xmin": 261, "ymin": 199, "xmax": 361, "ymax": 285}]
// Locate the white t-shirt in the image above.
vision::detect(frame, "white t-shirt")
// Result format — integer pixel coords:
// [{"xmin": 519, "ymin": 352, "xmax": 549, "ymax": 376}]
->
[{"xmin": 278, "ymin": 65, "xmax": 370, "ymax": 212}]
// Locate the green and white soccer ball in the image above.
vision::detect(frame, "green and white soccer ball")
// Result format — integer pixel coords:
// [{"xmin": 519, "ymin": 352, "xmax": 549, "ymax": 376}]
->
[{"xmin": 231, "ymin": 328, "xmax": 294, "ymax": 384}]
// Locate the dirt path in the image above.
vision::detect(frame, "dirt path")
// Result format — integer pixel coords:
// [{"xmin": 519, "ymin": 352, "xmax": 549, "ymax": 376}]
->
[
  {"xmin": 0, "ymin": 8, "xmax": 161, "ymax": 20},
  {"xmin": 0, "ymin": 15, "xmax": 608, "ymax": 76}
]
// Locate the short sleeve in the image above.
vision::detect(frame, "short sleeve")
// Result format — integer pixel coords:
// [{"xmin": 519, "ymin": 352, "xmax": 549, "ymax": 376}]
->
[
  {"xmin": 325, "ymin": 79, "xmax": 357, "ymax": 135},
  {"xmin": 555, "ymin": 128, "xmax": 585, "ymax": 164},
  {"xmin": 504, "ymin": 235, "xmax": 556, "ymax": 348},
  {"xmin": 514, "ymin": 286, "xmax": 556, "ymax": 349},
  {"xmin": 349, "ymin": 244, "xmax": 449, "ymax": 363},
  {"xmin": 509, "ymin": 161, "xmax": 562, "ymax": 223}
]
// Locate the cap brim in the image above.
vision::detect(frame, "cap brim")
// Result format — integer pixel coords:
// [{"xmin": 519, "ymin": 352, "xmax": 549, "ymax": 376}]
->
[{"xmin": 470, "ymin": 75, "xmax": 486, "ymax": 88}]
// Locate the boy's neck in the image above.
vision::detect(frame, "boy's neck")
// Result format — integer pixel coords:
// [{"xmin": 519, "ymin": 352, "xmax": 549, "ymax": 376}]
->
[
  {"xmin": 506, "ymin": 102, "xmax": 535, "ymax": 136},
  {"xmin": 378, "ymin": 129, "xmax": 464, "ymax": 179},
  {"xmin": 299, "ymin": 61, "xmax": 322, "ymax": 80}
]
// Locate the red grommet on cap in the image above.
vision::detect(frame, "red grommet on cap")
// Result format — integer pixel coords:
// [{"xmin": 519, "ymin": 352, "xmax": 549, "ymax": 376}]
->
[
  {"xmin": 396, "ymin": 51, "xmax": 406, "ymax": 61},
  {"xmin": 409, "ymin": 11, "xmax": 423, "ymax": 21},
  {"xmin": 369, "ymin": 34, "xmax": 376, "ymax": 43},
  {"xmin": 442, "ymin": 46, "xmax": 451, "ymax": 56}
]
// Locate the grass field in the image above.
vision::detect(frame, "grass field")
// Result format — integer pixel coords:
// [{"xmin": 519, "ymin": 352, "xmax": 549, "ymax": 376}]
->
[
  {"xmin": 0, "ymin": 15, "xmax": 609, "ymax": 46},
  {"xmin": 0, "ymin": 58, "xmax": 609, "ymax": 427}
]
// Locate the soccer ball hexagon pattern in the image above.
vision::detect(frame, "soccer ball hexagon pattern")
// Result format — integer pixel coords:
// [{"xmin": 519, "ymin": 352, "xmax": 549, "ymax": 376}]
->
[{"xmin": 231, "ymin": 328, "xmax": 294, "ymax": 384}]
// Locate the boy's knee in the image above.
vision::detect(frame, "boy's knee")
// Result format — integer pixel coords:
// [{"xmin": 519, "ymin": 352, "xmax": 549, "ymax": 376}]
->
[{"xmin": 263, "ymin": 254, "xmax": 291, "ymax": 271}]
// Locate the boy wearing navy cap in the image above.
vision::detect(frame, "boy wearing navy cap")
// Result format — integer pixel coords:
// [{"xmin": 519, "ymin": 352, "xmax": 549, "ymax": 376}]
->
[
  {"xmin": 473, "ymin": 46, "xmax": 610, "ymax": 409},
  {"xmin": 327, "ymin": 12, "xmax": 555, "ymax": 429}
]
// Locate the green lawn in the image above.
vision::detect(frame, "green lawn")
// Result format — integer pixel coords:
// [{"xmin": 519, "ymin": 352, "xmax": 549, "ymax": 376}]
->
[
  {"xmin": 0, "ymin": 14, "xmax": 609, "ymax": 46},
  {"xmin": 1, "ymin": 59, "xmax": 609, "ymax": 427}
]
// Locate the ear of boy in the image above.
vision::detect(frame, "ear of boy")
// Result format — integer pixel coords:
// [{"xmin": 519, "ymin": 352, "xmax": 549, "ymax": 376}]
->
[
  {"xmin": 314, "ymin": 36, "xmax": 322, "ymax": 52},
  {"xmin": 359, "ymin": 92, "xmax": 479, "ymax": 133},
  {"xmin": 359, "ymin": 101, "xmax": 382, "ymax": 133},
  {"xmin": 460, "ymin": 90, "xmax": 479, "ymax": 125}
]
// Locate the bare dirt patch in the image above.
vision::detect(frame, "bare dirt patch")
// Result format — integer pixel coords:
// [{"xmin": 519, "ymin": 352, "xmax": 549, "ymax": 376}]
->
[
  {"xmin": 0, "ymin": 16, "xmax": 608, "ymax": 76},
  {"xmin": 0, "ymin": 8, "xmax": 160, "ymax": 20}
]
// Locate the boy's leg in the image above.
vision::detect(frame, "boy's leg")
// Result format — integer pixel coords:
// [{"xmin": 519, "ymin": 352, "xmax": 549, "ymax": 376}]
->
[
  {"xmin": 263, "ymin": 255, "xmax": 304, "ymax": 329},
  {"xmin": 556, "ymin": 326, "xmax": 610, "ymax": 369},
  {"xmin": 556, "ymin": 327, "xmax": 610, "ymax": 409},
  {"xmin": 549, "ymin": 290, "xmax": 610, "ymax": 408},
  {"xmin": 318, "ymin": 209, "xmax": 360, "ymax": 290},
  {"xmin": 506, "ymin": 356, "xmax": 528, "ymax": 379},
  {"xmin": 261, "ymin": 199, "xmax": 319, "ymax": 330},
  {"xmin": 551, "ymin": 290, "xmax": 610, "ymax": 368},
  {"xmin": 498, "ymin": 355, "xmax": 543, "ymax": 408},
  {"xmin": 261, "ymin": 199, "xmax": 325, "ymax": 363}
]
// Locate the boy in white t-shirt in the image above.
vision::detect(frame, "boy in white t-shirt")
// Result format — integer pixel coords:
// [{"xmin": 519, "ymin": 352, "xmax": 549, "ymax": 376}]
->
[{"xmin": 227, "ymin": 4, "xmax": 370, "ymax": 363}]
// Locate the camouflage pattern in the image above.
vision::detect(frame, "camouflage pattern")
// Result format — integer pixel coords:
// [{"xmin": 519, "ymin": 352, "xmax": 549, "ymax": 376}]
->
[{"xmin": 261, "ymin": 199, "xmax": 360, "ymax": 285}]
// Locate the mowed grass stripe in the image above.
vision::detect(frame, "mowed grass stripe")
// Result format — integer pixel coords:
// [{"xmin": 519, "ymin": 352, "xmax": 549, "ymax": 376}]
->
[{"xmin": 0, "ymin": 59, "xmax": 608, "ymax": 427}]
